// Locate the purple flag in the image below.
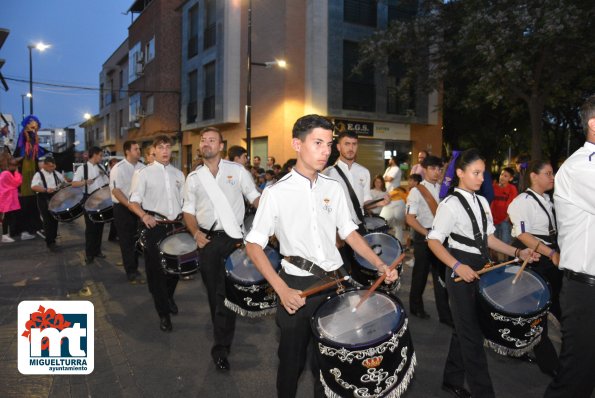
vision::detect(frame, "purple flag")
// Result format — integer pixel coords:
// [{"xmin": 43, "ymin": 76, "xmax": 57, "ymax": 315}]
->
[{"xmin": 439, "ymin": 150, "xmax": 461, "ymax": 200}]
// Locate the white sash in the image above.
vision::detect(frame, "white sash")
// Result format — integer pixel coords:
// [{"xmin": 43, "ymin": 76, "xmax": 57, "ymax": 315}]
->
[{"xmin": 196, "ymin": 166, "xmax": 243, "ymax": 239}]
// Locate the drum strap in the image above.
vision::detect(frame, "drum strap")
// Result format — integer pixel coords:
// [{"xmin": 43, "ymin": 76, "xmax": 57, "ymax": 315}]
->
[
  {"xmin": 333, "ymin": 165, "xmax": 364, "ymax": 224},
  {"xmin": 449, "ymin": 191, "xmax": 490, "ymax": 263},
  {"xmin": 524, "ymin": 190, "xmax": 557, "ymax": 239},
  {"xmin": 37, "ymin": 171, "xmax": 60, "ymax": 198},
  {"xmin": 83, "ymin": 163, "xmax": 88, "ymax": 196}
]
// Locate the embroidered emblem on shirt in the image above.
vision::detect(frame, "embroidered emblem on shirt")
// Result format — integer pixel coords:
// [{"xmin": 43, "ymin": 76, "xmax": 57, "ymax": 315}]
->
[
  {"xmin": 322, "ymin": 198, "xmax": 332, "ymax": 213},
  {"xmin": 226, "ymin": 175, "xmax": 236, "ymax": 185}
]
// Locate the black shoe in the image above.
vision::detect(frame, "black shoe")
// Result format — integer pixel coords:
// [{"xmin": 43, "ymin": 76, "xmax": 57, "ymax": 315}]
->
[
  {"xmin": 159, "ymin": 315, "xmax": 172, "ymax": 332},
  {"xmin": 442, "ymin": 382, "xmax": 471, "ymax": 398},
  {"xmin": 85, "ymin": 256, "xmax": 95, "ymax": 264},
  {"xmin": 214, "ymin": 357, "xmax": 230, "ymax": 372},
  {"xmin": 168, "ymin": 298, "xmax": 178, "ymax": 315},
  {"xmin": 410, "ymin": 309, "xmax": 430, "ymax": 319},
  {"xmin": 440, "ymin": 318, "xmax": 455, "ymax": 328},
  {"xmin": 95, "ymin": 252, "xmax": 107, "ymax": 259}
]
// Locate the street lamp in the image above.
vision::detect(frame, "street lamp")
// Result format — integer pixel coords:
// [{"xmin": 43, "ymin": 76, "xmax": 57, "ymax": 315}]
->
[
  {"xmin": 246, "ymin": 0, "xmax": 286, "ymax": 161},
  {"xmin": 27, "ymin": 42, "xmax": 50, "ymax": 115},
  {"xmin": 21, "ymin": 93, "xmax": 32, "ymax": 121}
]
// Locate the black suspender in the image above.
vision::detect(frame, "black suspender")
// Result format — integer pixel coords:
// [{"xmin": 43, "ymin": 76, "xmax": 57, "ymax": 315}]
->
[
  {"xmin": 524, "ymin": 190, "xmax": 557, "ymax": 239},
  {"xmin": 83, "ymin": 163, "xmax": 89, "ymax": 195},
  {"xmin": 333, "ymin": 164, "xmax": 364, "ymax": 224},
  {"xmin": 37, "ymin": 171, "xmax": 60, "ymax": 192},
  {"xmin": 449, "ymin": 191, "xmax": 491, "ymax": 262}
]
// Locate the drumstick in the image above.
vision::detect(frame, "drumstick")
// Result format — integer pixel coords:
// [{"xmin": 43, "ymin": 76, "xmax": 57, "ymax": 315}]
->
[
  {"xmin": 299, "ymin": 276, "xmax": 349, "ymax": 298},
  {"xmin": 454, "ymin": 258, "xmax": 519, "ymax": 283},
  {"xmin": 352, "ymin": 252, "xmax": 406, "ymax": 312},
  {"xmin": 512, "ymin": 242, "xmax": 539, "ymax": 285},
  {"xmin": 205, "ymin": 221, "xmax": 217, "ymax": 240}
]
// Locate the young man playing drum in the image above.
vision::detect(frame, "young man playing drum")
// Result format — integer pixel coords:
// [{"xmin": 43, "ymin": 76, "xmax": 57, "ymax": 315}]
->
[
  {"xmin": 245, "ymin": 115, "xmax": 398, "ymax": 398},
  {"xmin": 31, "ymin": 157, "xmax": 65, "ymax": 251},
  {"xmin": 129, "ymin": 136, "xmax": 185, "ymax": 332},
  {"xmin": 182, "ymin": 127, "xmax": 260, "ymax": 372}
]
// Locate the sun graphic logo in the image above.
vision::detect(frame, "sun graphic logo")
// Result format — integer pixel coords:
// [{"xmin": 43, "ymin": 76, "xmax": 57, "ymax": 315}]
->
[{"xmin": 18, "ymin": 301, "xmax": 94, "ymax": 375}]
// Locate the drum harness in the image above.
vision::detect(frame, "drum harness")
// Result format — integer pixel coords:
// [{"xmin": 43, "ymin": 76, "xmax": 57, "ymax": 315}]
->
[
  {"xmin": 333, "ymin": 165, "xmax": 367, "ymax": 234},
  {"xmin": 37, "ymin": 170, "xmax": 61, "ymax": 199},
  {"xmin": 523, "ymin": 190, "xmax": 558, "ymax": 245}
]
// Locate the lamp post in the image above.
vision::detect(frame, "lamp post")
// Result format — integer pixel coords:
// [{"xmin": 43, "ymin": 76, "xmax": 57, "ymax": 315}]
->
[
  {"xmin": 21, "ymin": 93, "xmax": 31, "ymax": 121},
  {"xmin": 27, "ymin": 42, "xmax": 50, "ymax": 115},
  {"xmin": 245, "ymin": 0, "xmax": 286, "ymax": 162}
]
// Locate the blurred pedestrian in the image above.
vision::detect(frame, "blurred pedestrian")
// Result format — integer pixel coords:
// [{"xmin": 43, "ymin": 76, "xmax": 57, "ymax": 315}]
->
[
  {"xmin": 0, "ymin": 158, "xmax": 22, "ymax": 242},
  {"xmin": 490, "ymin": 167, "xmax": 517, "ymax": 248},
  {"xmin": 266, "ymin": 156, "xmax": 275, "ymax": 170},
  {"xmin": 369, "ymin": 175, "xmax": 386, "ymax": 215},
  {"xmin": 228, "ymin": 145, "xmax": 248, "ymax": 166},
  {"xmin": 383, "ymin": 155, "xmax": 402, "ymax": 191},
  {"xmin": 252, "ymin": 155, "xmax": 262, "ymax": 169},
  {"xmin": 410, "ymin": 150, "xmax": 428, "ymax": 179}
]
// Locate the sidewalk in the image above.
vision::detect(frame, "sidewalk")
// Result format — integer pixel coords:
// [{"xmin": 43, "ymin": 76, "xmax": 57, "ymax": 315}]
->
[{"xmin": 0, "ymin": 219, "xmax": 556, "ymax": 397}]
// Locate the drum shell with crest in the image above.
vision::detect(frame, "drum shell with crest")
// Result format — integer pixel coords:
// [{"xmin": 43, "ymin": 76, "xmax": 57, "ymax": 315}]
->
[
  {"xmin": 84, "ymin": 185, "xmax": 114, "ymax": 223},
  {"xmin": 158, "ymin": 230, "xmax": 200, "ymax": 276},
  {"xmin": 311, "ymin": 288, "xmax": 416, "ymax": 398},
  {"xmin": 48, "ymin": 186, "xmax": 85, "ymax": 222},
  {"xmin": 477, "ymin": 264, "xmax": 551, "ymax": 357},
  {"xmin": 224, "ymin": 245, "xmax": 281, "ymax": 318},
  {"xmin": 352, "ymin": 232, "xmax": 404, "ymax": 293}
]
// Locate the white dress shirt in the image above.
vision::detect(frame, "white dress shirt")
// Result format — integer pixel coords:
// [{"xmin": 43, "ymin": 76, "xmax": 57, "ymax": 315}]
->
[
  {"xmin": 323, "ymin": 159, "xmax": 372, "ymax": 224},
  {"xmin": 554, "ymin": 141, "xmax": 595, "ymax": 275},
  {"xmin": 73, "ymin": 161, "xmax": 109, "ymax": 194},
  {"xmin": 428, "ymin": 188, "xmax": 495, "ymax": 255},
  {"xmin": 406, "ymin": 179, "xmax": 440, "ymax": 228},
  {"xmin": 508, "ymin": 188, "xmax": 556, "ymax": 241},
  {"xmin": 129, "ymin": 161, "xmax": 185, "ymax": 220},
  {"xmin": 183, "ymin": 159, "xmax": 260, "ymax": 230},
  {"xmin": 109, "ymin": 159, "xmax": 145, "ymax": 203},
  {"xmin": 245, "ymin": 169, "xmax": 358, "ymax": 276},
  {"xmin": 383, "ymin": 165, "xmax": 402, "ymax": 191},
  {"xmin": 31, "ymin": 169, "xmax": 64, "ymax": 190}
]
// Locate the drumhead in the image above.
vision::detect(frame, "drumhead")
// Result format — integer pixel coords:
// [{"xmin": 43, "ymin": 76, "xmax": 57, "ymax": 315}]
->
[
  {"xmin": 84, "ymin": 186, "xmax": 112, "ymax": 211},
  {"xmin": 313, "ymin": 290, "xmax": 401, "ymax": 346},
  {"xmin": 479, "ymin": 265, "xmax": 550, "ymax": 315},
  {"xmin": 364, "ymin": 216, "xmax": 387, "ymax": 230},
  {"xmin": 225, "ymin": 246, "xmax": 280, "ymax": 283},
  {"xmin": 159, "ymin": 232, "xmax": 197, "ymax": 255},
  {"xmin": 354, "ymin": 233, "xmax": 402, "ymax": 271},
  {"xmin": 48, "ymin": 186, "xmax": 85, "ymax": 212}
]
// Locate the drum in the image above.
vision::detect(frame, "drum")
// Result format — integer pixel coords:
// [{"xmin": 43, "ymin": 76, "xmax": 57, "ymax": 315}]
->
[
  {"xmin": 352, "ymin": 233, "xmax": 403, "ymax": 293},
  {"xmin": 48, "ymin": 186, "xmax": 85, "ymax": 222},
  {"xmin": 477, "ymin": 264, "xmax": 551, "ymax": 357},
  {"xmin": 84, "ymin": 186, "xmax": 113, "ymax": 223},
  {"xmin": 364, "ymin": 215, "xmax": 389, "ymax": 234},
  {"xmin": 312, "ymin": 288, "xmax": 416, "ymax": 398},
  {"xmin": 224, "ymin": 245, "xmax": 281, "ymax": 318},
  {"xmin": 158, "ymin": 231, "xmax": 199, "ymax": 276}
]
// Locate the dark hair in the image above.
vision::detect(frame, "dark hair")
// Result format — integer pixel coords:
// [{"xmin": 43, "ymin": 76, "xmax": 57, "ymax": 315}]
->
[
  {"xmin": 421, "ymin": 155, "xmax": 443, "ymax": 168},
  {"xmin": 408, "ymin": 173, "xmax": 422, "ymax": 184},
  {"xmin": 418, "ymin": 150, "xmax": 429, "ymax": 157},
  {"xmin": 292, "ymin": 114, "xmax": 334, "ymax": 140},
  {"xmin": 253, "ymin": 155, "xmax": 261, "ymax": 161},
  {"xmin": 282, "ymin": 158, "xmax": 297, "ymax": 171},
  {"xmin": 123, "ymin": 140, "xmax": 137, "ymax": 154},
  {"xmin": 390, "ymin": 155, "xmax": 398, "ymax": 164},
  {"xmin": 228, "ymin": 145, "xmax": 247, "ymax": 161},
  {"xmin": 580, "ymin": 94, "xmax": 595, "ymax": 136},
  {"xmin": 371, "ymin": 174, "xmax": 386, "ymax": 191},
  {"xmin": 43, "ymin": 157, "xmax": 56, "ymax": 165},
  {"xmin": 199, "ymin": 126, "xmax": 223, "ymax": 142},
  {"xmin": 268, "ymin": 156, "xmax": 276, "ymax": 163},
  {"xmin": 501, "ymin": 167, "xmax": 515, "ymax": 177},
  {"xmin": 265, "ymin": 170, "xmax": 275, "ymax": 177},
  {"xmin": 450, "ymin": 148, "xmax": 484, "ymax": 193},
  {"xmin": 152, "ymin": 135, "xmax": 172, "ymax": 147},
  {"xmin": 273, "ymin": 164, "xmax": 281, "ymax": 170},
  {"xmin": 337, "ymin": 130, "xmax": 358, "ymax": 142},
  {"xmin": 88, "ymin": 146, "xmax": 102, "ymax": 158},
  {"xmin": 521, "ymin": 160, "xmax": 551, "ymax": 192}
]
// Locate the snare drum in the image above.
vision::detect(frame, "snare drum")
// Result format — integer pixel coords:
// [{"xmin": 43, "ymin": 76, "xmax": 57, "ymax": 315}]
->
[
  {"xmin": 84, "ymin": 185, "xmax": 113, "ymax": 223},
  {"xmin": 477, "ymin": 264, "xmax": 551, "ymax": 357},
  {"xmin": 364, "ymin": 215, "xmax": 389, "ymax": 234},
  {"xmin": 224, "ymin": 245, "xmax": 281, "ymax": 318},
  {"xmin": 48, "ymin": 186, "xmax": 85, "ymax": 222},
  {"xmin": 158, "ymin": 231, "xmax": 199, "ymax": 276},
  {"xmin": 352, "ymin": 233, "xmax": 403, "ymax": 293},
  {"xmin": 312, "ymin": 288, "xmax": 416, "ymax": 398}
]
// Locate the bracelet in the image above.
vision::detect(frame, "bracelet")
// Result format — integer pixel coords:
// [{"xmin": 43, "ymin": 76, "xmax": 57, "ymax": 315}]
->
[
  {"xmin": 548, "ymin": 249, "xmax": 556, "ymax": 258},
  {"xmin": 451, "ymin": 261, "xmax": 461, "ymax": 278}
]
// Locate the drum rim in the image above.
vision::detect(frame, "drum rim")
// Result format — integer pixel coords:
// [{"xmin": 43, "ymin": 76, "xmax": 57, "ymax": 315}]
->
[
  {"xmin": 158, "ymin": 231, "xmax": 198, "ymax": 256},
  {"xmin": 310, "ymin": 287, "xmax": 406, "ymax": 350},
  {"xmin": 478, "ymin": 265, "xmax": 552, "ymax": 317},
  {"xmin": 225, "ymin": 245, "xmax": 281, "ymax": 285},
  {"xmin": 354, "ymin": 232, "xmax": 403, "ymax": 271}
]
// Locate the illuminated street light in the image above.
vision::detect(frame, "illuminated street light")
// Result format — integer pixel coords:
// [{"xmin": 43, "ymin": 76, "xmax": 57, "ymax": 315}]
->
[{"xmin": 27, "ymin": 41, "xmax": 51, "ymax": 114}]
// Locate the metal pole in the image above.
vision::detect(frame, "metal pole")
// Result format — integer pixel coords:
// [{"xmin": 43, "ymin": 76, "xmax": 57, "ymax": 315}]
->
[
  {"xmin": 246, "ymin": 0, "xmax": 252, "ymax": 162},
  {"xmin": 28, "ymin": 46, "xmax": 33, "ymax": 115},
  {"xmin": 21, "ymin": 95, "xmax": 25, "ymax": 121}
]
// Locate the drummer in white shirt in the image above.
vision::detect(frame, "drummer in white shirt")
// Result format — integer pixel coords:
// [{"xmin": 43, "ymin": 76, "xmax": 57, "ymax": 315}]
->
[
  {"xmin": 245, "ymin": 115, "xmax": 397, "ymax": 398},
  {"xmin": 545, "ymin": 95, "xmax": 595, "ymax": 398},
  {"xmin": 31, "ymin": 157, "xmax": 65, "ymax": 250},
  {"xmin": 110, "ymin": 140, "xmax": 145, "ymax": 284},
  {"xmin": 71, "ymin": 146, "xmax": 109, "ymax": 263}
]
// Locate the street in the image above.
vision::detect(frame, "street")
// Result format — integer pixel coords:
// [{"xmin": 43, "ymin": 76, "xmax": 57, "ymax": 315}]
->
[{"xmin": 0, "ymin": 219, "xmax": 557, "ymax": 397}]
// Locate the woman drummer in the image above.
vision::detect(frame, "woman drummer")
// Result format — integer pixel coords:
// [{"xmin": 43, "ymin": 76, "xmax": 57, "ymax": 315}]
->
[
  {"xmin": 507, "ymin": 159, "xmax": 561, "ymax": 376},
  {"xmin": 427, "ymin": 148, "xmax": 538, "ymax": 398}
]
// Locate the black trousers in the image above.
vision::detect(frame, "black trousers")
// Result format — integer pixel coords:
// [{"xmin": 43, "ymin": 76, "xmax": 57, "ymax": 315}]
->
[
  {"xmin": 276, "ymin": 270, "xmax": 326, "ymax": 398},
  {"xmin": 83, "ymin": 212, "xmax": 104, "ymax": 258},
  {"xmin": 544, "ymin": 276, "xmax": 595, "ymax": 398},
  {"xmin": 36, "ymin": 194, "xmax": 58, "ymax": 245},
  {"xmin": 443, "ymin": 249, "xmax": 495, "ymax": 398},
  {"xmin": 2, "ymin": 210, "xmax": 17, "ymax": 235},
  {"xmin": 18, "ymin": 195, "xmax": 41, "ymax": 234},
  {"xmin": 197, "ymin": 233, "xmax": 242, "ymax": 359},
  {"xmin": 144, "ymin": 223, "xmax": 179, "ymax": 317},
  {"xmin": 113, "ymin": 204, "xmax": 139, "ymax": 278},
  {"xmin": 410, "ymin": 233, "xmax": 452, "ymax": 321},
  {"xmin": 338, "ymin": 223, "xmax": 366, "ymax": 274}
]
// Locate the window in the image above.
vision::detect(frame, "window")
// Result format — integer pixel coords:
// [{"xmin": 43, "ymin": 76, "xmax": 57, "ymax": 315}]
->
[
  {"xmin": 342, "ymin": 41, "xmax": 375, "ymax": 112},
  {"xmin": 187, "ymin": 70, "xmax": 198, "ymax": 123},
  {"xmin": 105, "ymin": 114, "xmax": 111, "ymax": 142},
  {"xmin": 204, "ymin": 0, "xmax": 216, "ymax": 49},
  {"xmin": 128, "ymin": 42, "xmax": 142, "ymax": 83},
  {"xmin": 344, "ymin": 0, "xmax": 377, "ymax": 27},
  {"xmin": 388, "ymin": 0, "xmax": 418, "ymax": 23},
  {"xmin": 145, "ymin": 37, "xmax": 155, "ymax": 63},
  {"xmin": 118, "ymin": 70, "xmax": 126, "ymax": 99},
  {"xmin": 387, "ymin": 57, "xmax": 415, "ymax": 115},
  {"xmin": 188, "ymin": 4, "xmax": 199, "ymax": 58},
  {"xmin": 203, "ymin": 62, "xmax": 215, "ymax": 120},
  {"xmin": 119, "ymin": 109, "xmax": 124, "ymax": 137},
  {"xmin": 129, "ymin": 93, "xmax": 141, "ymax": 123},
  {"xmin": 100, "ymin": 83, "xmax": 104, "ymax": 108},
  {"xmin": 146, "ymin": 95, "xmax": 154, "ymax": 115}
]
